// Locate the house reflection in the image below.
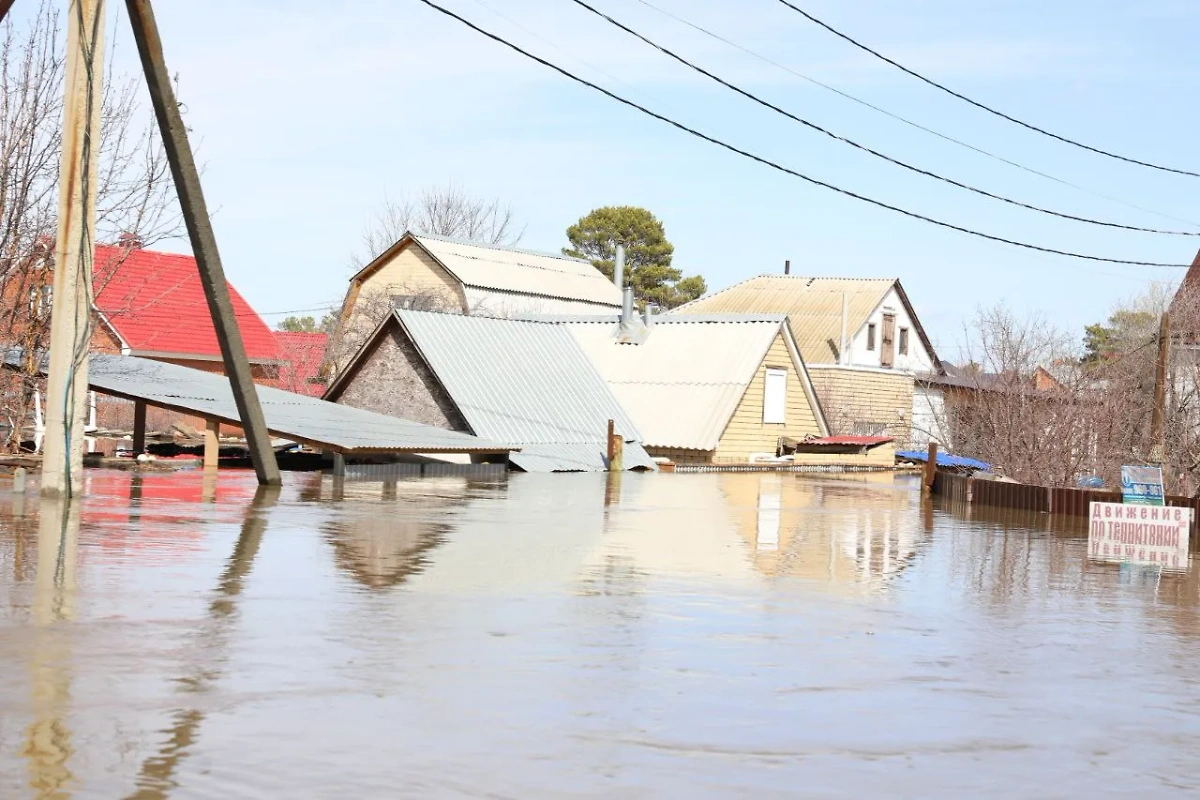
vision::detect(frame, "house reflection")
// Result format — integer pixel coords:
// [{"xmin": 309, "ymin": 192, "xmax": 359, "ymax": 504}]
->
[
  {"xmin": 725, "ymin": 472, "xmax": 927, "ymax": 593},
  {"xmin": 319, "ymin": 476, "xmax": 501, "ymax": 591}
]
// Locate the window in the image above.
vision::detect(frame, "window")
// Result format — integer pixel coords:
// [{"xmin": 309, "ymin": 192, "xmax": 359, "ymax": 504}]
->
[
  {"xmin": 867, "ymin": 323, "xmax": 876, "ymax": 351},
  {"xmin": 763, "ymin": 367, "xmax": 787, "ymax": 424},
  {"xmin": 899, "ymin": 327, "xmax": 909, "ymax": 356},
  {"xmin": 39, "ymin": 285, "xmax": 52, "ymax": 315}
]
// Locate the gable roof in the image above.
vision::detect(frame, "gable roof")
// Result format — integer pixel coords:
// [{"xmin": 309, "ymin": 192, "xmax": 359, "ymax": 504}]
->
[
  {"xmin": 1170, "ymin": 247, "xmax": 1200, "ymax": 317},
  {"xmin": 353, "ymin": 231, "xmax": 622, "ymax": 308},
  {"xmin": 93, "ymin": 245, "xmax": 280, "ymax": 362},
  {"xmin": 554, "ymin": 314, "xmax": 829, "ymax": 450},
  {"xmin": 672, "ymin": 275, "xmax": 939, "ymax": 369},
  {"xmin": 338, "ymin": 309, "xmax": 653, "ymax": 472}
]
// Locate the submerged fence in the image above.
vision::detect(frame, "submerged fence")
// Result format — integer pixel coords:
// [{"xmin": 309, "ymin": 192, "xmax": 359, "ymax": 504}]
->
[{"xmin": 932, "ymin": 471, "xmax": 1200, "ymax": 545}]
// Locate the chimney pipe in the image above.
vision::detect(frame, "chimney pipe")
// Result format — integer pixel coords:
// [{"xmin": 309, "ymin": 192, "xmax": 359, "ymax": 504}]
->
[
  {"xmin": 614, "ymin": 244, "xmax": 625, "ymax": 288},
  {"xmin": 642, "ymin": 303, "xmax": 654, "ymax": 329},
  {"xmin": 784, "ymin": 259, "xmax": 790, "ymax": 275},
  {"xmin": 621, "ymin": 286, "xmax": 634, "ymax": 326}
]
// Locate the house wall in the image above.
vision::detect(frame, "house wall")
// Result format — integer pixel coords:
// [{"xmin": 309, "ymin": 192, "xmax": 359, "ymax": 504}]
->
[
  {"xmin": 808, "ymin": 365, "xmax": 914, "ymax": 444},
  {"xmin": 329, "ymin": 323, "xmax": 468, "ymax": 432},
  {"xmin": 713, "ymin": 332, "xmax": 823, "ymax": 463},
  {"xmin": 845, "ymin": 286, "xmax": 936, "ymax": 373},
  {"xmin": 359, "ymin": 243, "xmax": 466, "ymax": 311},
  {"xmin": 910, "ymin": 384, "xmax": 950, "ymax": 449}
]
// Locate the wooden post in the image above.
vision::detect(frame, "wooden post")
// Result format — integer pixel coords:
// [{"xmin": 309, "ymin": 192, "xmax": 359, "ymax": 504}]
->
[
  {"xmin": 203, "ymin": 419, "xmax": 220, "ymax": 470},
  {"xmin": 332, "ymin": 452, "xmax": 346, "ymax": 478},
  {"xmin": 123, "ymin": 0, "xmax": 279, "ymax": 486},
  {"xmin": 42, "ymin": 0, "xmax": 106, "ymax": 498},
  {"xmin": 923, "ymin": 441, "xmax": 938, "ymax": 495},
  {"xmin": 1149, "ymin": 312, "xmax": 1170, "ymax": 465},
  {"xmin": 132, "ymin": 400, "xmax": 146, "ymax": 455},
  {"xmin": 606, "ymin": 419, "xmax": 615, "ymax": 467}
]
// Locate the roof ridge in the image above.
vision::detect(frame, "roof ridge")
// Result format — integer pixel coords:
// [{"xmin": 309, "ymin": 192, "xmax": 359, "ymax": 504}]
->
[{"xmin": 412, "ymin": 230, "xmax": 593, "ymax": 265}]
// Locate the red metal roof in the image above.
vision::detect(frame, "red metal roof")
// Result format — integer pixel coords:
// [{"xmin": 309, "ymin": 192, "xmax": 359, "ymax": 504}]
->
[
  {"xmin": 271, "ymin": 331, "xmax": 328, "ymax": 397},
  {"xmin": 93, "ymin": 245, "xmax": 279, "ymax": 361}
]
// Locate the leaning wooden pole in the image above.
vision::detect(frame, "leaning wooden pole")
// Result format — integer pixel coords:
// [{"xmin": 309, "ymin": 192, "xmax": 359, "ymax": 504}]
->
[
  {"xmin": 124, "ymin": 0, "xmax": 280, "ymax": 485},
  {"xmin": 0, "ymin": 1, "xmax": 18, "ymax": 25},
  {"xmin": 42, "ymin": 0, "xmax": 105, "ymax": 498},
  {"xmin": 1149, "ymin": 312, "xmax": 1170, "ymax": 465}
]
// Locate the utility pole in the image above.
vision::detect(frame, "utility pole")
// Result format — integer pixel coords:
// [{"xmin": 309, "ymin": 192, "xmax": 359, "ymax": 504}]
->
[
  {"xmin": 1149, "ymin": 312, "xmax": 1170, "ymax": 465},
  {"xmin": 124, "ymin": 0, "xmax": 280, "ymax": 485},
  {"xmin": 42, "ymin": 0, "xmax": 106, "ymax": 498}
]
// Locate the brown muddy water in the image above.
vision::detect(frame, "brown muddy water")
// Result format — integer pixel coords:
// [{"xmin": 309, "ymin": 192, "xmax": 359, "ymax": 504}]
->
[{"xmin": 1, "ymin": 469, "xmax": 1199, "ymax": 798}]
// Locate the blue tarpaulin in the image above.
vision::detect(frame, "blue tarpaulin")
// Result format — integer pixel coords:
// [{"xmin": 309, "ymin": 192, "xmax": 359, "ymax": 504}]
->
[{"xmin": 896, "ymin": 450, "xmax": 992, "ymax": 472}]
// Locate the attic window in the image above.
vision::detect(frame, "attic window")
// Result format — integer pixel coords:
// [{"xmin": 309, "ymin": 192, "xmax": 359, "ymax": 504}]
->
[
  {"xmin": 867, "ymin": 323, "xmax": 876, "ymax": 351},
  {"xmin": 899, "ymin": 327, "xmax": 909, "ymax": 356}
]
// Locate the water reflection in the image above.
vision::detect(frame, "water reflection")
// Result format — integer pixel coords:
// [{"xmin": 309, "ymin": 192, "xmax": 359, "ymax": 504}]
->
[
  {"xmin": 729, "ymin": 473, "xmax": 927, "ymax": 593},
  {"xmin": 23, "ymin": 497, "xmax": 80, "ymax": 798},
  {"xmin": 4, "ymin": 470, "xmax": 1200, "ymax": 795},
  {"xmin": 127, "ymin": 486, "xmax": 279, "ymax": 800}
]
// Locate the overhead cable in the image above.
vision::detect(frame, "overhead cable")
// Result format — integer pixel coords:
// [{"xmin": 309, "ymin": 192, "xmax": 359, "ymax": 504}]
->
[
  {"xmin": 774, "ymin": 0, "xmax": 1200, "ymax": 178},
  {"xmin": 631, "ymin": 0, "xmax": 1200, "ymax": 229},
  {"xmin": 412, "ymin": 0, "xmax": 1189, "ymax": 267},
  {"xmin": 571, "ymin": 0, "xmax": 1197, "ymax": 237}
]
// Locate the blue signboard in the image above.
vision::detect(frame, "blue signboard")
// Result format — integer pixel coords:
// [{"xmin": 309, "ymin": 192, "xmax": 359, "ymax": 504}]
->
[{"xmin": 1121, "ymin": 465, "xmax": 1165, "ymax": 506}]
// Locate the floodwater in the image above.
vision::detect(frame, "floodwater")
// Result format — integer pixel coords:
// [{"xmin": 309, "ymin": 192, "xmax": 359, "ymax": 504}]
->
[{"xmin": 1, "ymin": 469, "xmax": 1200, "ymax": 798}]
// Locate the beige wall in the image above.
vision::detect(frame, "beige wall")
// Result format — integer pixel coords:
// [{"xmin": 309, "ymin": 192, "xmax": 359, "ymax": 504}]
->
[
  {"xmin": 713, "ymin": 332, "xmax": 822, "ymax": 463},
  {"xmin": 808, "ymin": 366, "xmax": 914, "ymax": 444},
  {"xmin": 359, "ymin": 243, "xmax": 466, "ymax": 311}
]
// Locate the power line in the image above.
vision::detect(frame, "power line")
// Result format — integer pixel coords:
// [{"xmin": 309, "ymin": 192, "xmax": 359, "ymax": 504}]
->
[
  {"xmin": 774, "ymin": 0, "xmax": 1200, "ymax": 179},
  {"xmin": 571, "ymin": 0, "xmax": 1198, "ymax": 237},
  {"xmin": 631, "ymin": 0, "xmax": 1200, "ymax": 230},
  {"xmin": 412, "ymin": 0, "xmax": 1191, "ymax": 268}
]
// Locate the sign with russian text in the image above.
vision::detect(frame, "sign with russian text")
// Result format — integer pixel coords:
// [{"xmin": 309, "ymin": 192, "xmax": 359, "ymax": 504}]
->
[
  {"xmin": 1120, "ymin": 465, "xmax": 1165, "ymax": 506},
  {"xmin": 1088, "ymin": 501, "xmax": 1191, "ymax": 571}
]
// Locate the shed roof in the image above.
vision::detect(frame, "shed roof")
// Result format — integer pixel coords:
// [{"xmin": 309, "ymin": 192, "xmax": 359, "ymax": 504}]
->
[
  {"xmin": 93, "ymin": 245, "xmax": 280, "ymax": 362},
  {"xmin": 555, "ymin": 314, "xmax": 828, "ymax": 451},
  {"xmin": 354, "ymin": 232, "xmax": 622, "ymax": 308},
  {"xmin": 72, "ymin": 354, "xmax": 517, "ymax": 455},
  {"xmin": 389, "ymin": 309, "xmax": 653, "ymax": 472},
  {"xmin": 672, "ymin": 275, "xmax": 937, "ymax": 368}
]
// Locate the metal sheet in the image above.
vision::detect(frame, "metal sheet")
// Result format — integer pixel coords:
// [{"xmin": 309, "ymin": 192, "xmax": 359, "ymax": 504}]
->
[
  {"xmin": 674, "ymin": 276, "xmax": 894, "ymax": 365},
  {"xmin": 84, "ymin": 354, "xmax": 515, "ymax": 454},
  {"xmin": 416, "ymin": 233, "xmax": 621, "ymax": 308},
  {"xmin": 509, "ymin": 442, "xmax": 655, "ymax": 473},
  {"xmin": 395, "ymin": 310, "xmax": 651, "ymax": 472}
]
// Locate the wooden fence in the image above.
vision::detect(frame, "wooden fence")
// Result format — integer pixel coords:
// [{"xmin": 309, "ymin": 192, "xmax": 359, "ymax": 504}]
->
[{"xmin": 932, "ymin": 471, "xmax": 1200, "ymax": 546}]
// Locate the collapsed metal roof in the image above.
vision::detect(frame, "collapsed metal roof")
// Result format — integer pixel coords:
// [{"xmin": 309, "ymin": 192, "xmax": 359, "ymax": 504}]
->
[
  {"xmin": 393, "ymin": 310, "xmax": 654, "ymax": 472},
  {"xmin": 83, "ymin": 354, "xmax": 516, "ymax": 455}
]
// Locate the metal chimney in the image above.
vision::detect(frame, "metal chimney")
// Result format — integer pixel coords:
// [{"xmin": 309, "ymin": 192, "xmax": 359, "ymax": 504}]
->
[
  {"xmin": 614, "ymin": 244, "xmax": 625, "ymax": 288},
  {"xmin": 621, "ymin": 286, "xmax": 634, "ymax": 326},
  {"xmin": 784, "ymin": 259, "xmax": 790, "ymax": 275},
  {"xmin": 642, "ymin": 303, "xmax": 654, "ymax": 330}
]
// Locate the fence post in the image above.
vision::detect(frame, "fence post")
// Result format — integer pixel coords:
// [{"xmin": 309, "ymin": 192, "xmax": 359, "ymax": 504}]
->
[{"xmin": 923, "ymin": 442, "xmax": 938, "ymax": 495}]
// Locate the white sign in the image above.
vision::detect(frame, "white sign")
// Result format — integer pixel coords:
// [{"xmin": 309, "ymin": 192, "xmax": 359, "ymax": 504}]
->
[{"xmin": 1088, "ymin": 501, "xmax": 1192, "ymax": 571}]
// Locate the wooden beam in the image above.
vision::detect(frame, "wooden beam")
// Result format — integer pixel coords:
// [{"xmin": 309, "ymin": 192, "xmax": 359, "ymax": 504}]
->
[
  {"xmin": 923, "ymin": 441, "xmax": 938, "ymax": 495},
  {"xmin": 203, "ymin": 419, "xmax": 220, "ymax": 470},
  {"xmin": 132, "ymin": 399, "xmax": 146, "ymax": 454},
  {"xmin": 41, "ymin": 0, "xmax": 105, "ymax": 497},
  {"xmin": 123, "ymin": 0, "xmax": 279, "ymax": 486}
]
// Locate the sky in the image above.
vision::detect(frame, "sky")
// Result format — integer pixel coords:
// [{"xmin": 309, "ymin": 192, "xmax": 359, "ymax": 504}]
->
[{"xmin": 54, "ymin": 0, "xmax": 1200, "ymax": 359}]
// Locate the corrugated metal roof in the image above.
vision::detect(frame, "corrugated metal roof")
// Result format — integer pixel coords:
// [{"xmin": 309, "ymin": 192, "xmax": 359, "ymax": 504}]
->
[
  {"xmin": 673, "ymin": 276, "xmax": 895, "ymax": 365},
  {"xmin": 394, "ymin": 310, "xmax": 652, "ymax": 472},
  {"xmin": 561, "ymin": 316, "xmax": 790, "ymax": 451},
  {"xmin": 413, "ymin": 233, "xmax": 622, "ymax": 308},
  {"xmin": 83, "ymin": 354, "xmax": 515, "ymax": 454}
]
